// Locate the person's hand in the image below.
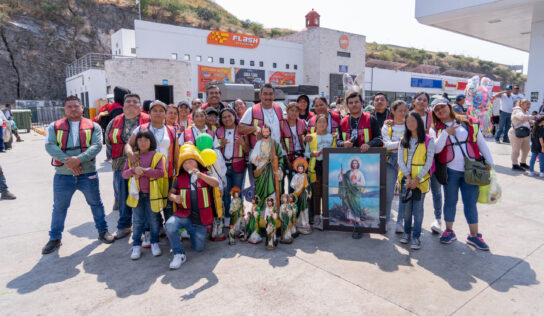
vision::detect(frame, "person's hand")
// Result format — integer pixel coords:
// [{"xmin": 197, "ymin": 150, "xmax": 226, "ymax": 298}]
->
[
  {"xmin": 304, "ymin": 134, "xmax": 313, "ymax": 143},
  {"xmin": 254, "ymin": 126, "xmax": 261, "ymax": 135},
  {"xmin": 446, "ymin": 123, "xmax": 460, "ymax": 136},
  {"xmin": 68, "ymin": 165, "xmax": 83, "ymax": 176},
  {"xmin": 127, "ymin": 152, "xmax": 139, "ymax": 165},
  {"xmin": 311, "ymin": 150, "xmax": 321, "ymax": 157},
  {"xmin": 384, "ymin": 119, "xmax": 393, "ymax": 126},
  {"xmin": 64, "ymin": 156, "xmax": 81, "ymax": 169},
  {"xmin": 219, "ymin": 138, "xmax": 228, "ymax": 149},
  {"xmin": 168, "ymin": 193, "xmax": 177, "ymax": 202},
  {"xmin": 344, "ymin": 140, "xmax": 353, "ymax": 148},
  {"xmin": 360, "ymin": 144, "xmax": 370, "ymax": 152},
  {"xmin": 134, "ymin": 166, "xmax": 145, "ymax": 176}
]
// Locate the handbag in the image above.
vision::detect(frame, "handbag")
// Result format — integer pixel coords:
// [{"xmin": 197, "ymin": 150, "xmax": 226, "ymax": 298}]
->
[
  {"xmin": 433, "ymin": 155, "xmax": 448, "ymax": 185},
  {"xmin": 512, "ymin": 123, "xmax": 530, "ymax": 138},
  {"xmin": 452, "ymin": 134, "xmax": 491, "ymax": 186}
]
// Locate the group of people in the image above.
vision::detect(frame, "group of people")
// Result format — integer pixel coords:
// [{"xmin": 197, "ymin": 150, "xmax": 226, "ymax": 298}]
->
[
  {"xmin": 41, "ymin": 81, "xmax": 501, "ymax": 271},
  {"xmin": 0, "ymin": 103, "xmax": 21, "ymax": 200}
]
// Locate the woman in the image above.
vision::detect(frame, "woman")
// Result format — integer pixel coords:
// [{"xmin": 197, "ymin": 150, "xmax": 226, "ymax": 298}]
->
[
  {"xmin": 411, "ymin": 92, "xmax": 433, "ymax": 132},
  {"xmin": 297, "ymin": 94, "xmax": 315, "ymax": 122},
  {"xmin": 382, "ymin": 100, "xmax": 408, "ymax": 233},
  {"xmin": 166, "ymin": 104, "xmax": 180, "ymax": 137},
  {"xmin": 181, "ymin": 108, "xmax": 217, "ymax": 147},
  {"xmin": 509, "ymin": 99, "xmax": 534, "ymax": 171},
  {"xmin": 430, "ymin": 98, "xmax": 494, "ymax": 251},
  {"xmin": 307, "ymin": 97, "xmax": 342, "ymax": 136},
  {"xmin": 177, "ymin": 101, "xmax": 192, "ymax": 135}
]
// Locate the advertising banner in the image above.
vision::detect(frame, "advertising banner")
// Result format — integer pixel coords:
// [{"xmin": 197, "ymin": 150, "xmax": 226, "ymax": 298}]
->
[
  {"xmin": 269, "ymin": 71, "xmax": 296, "ymax": 86},
  {"xmin": 235, "ymin": 68, "xmax": 265, "ymax": 88},
  {"xmin": 207, "ymin": 31, "xmax": 260, "ymax": 49},
  {"xmin": 198, "ymin": 65, "xmax": 231, "ymax": 92}
]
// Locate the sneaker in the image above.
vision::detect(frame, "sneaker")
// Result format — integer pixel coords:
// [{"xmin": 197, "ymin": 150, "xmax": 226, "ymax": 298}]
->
[
  {"xmin": 502, "ymin": 139, "xmax": 510, "ymax": 144},
  {"xmin": 411, "ymin": 237, "xmax": 422, "ymax": 250},
  {"xmin": 98, "ymin": 232, "xmax": 115, "ymax": 244},
  {"xmin": 224, "ymin": 217, "xmax": 230, "ymax": 227},
  {"xmin": 142, "ymin": 231, "xmax": 151, "ymax": 248},
  {"xmin": 399, "ymin": 233, "xmax": 410, "ymax": 244},
  {"xmin": 42, "ymin": 239, "xmax": 62, "ymax": 254},
  {"xmin": 395, "ymin": 222, "xmax": 404, "ymax": 234},
  {"xmin": 151, "ymin": 243, "xmax": 162, "ymax": 257},
  {"xmin": 526, "ymin": 171, "xmax": 537, "ymax": 177},
  {"xmin": 495, "ymin": 139, "xmax": 501, "ymax": 144},
  {"xmin": 1, "ymin": 191, "xmax": 16, "ymax": 200},
  {"xmin": 512, "ymin": 164, "xmax": 524, "ymax": 171},
  {"xmin": 131, "ymin": 246, "xmax": 141, "ymax": 260},
  {"xmin": 352, "ymin": 231, "xmax": 363, "ymax": 239},
  {"xmin": 430, "ymin": 219, "xmax": 442, "ymax": 234},
  {"xmin": 169, "ymin": 254, "xmax": 187, "ymax": 270},
  {"xmin": 520, "ymin": 163, "xmax": 530, "ymax": 170},
  {"xmin": 114, "ymin": 227, "xmax": 132, "ymax": 240},
  {"xmin": 539, "ymin": 172, "xmax": 544, "ymax": 178},
  {"xmin": 467, "ymin": 233, "xmax": 490, "ymax": 251},
  {"xmin": 440, "ymin": 229, "xmax": 457, "ymax": 244}
]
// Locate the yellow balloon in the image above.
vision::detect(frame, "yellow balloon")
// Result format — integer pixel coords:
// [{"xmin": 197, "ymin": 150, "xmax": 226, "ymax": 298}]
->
[{"xmin": 200, "ymin": 149, "xmax": 217, "ymax": 166}]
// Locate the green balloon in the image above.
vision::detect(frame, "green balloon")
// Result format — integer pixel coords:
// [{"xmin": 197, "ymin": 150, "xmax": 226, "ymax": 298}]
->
[{"xmin": 196, "ymin": 133, "xmax": 214, "ymax": 151}]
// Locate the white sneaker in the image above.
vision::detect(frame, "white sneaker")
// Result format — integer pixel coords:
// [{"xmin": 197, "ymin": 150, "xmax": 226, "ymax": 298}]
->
[
  {"xmin": 525, "ymin": 171, "xmax": 536, "ymax": 177},
  {"xmin": 395, "ymin": 222, "xmax": 404, "ymax": 234},
  {"xmin": 169, "ymin": 254, "xmax": 187, "ymax": 270},
  {"xmin": 180, "ymin": 229, "xmax": 190, "ymax": 239},
  {"xmin": 142, "ymin": 231, "xmax": 151, "ymax": 248},
  {"xmin": 430, "ymin": 219, "xmax": 442, "ymax": 234},
  {"xmin": 539, "ymin": 172, "xmax": 544, "ymax": 178},
  {"xmin": 224, "ymin": 217, "xmax": 230, "ymax": 227},
  {"xmin": 151, "ymin": 243, "xmax": 162, "ymax": 257},
  {"xmin": 131, "ymin": 246, "xmax": 141, "ymax": 260}
]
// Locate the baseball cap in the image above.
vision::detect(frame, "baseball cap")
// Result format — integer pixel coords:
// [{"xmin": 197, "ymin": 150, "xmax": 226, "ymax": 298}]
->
[
  {"xmin": 430, "ymin": 98, "xmax": 449, "ymax": 111},
  {"xmin": 205, "ymin": 106, "xmax": 219, "ymax": 116},
  {"xmin": 455, "ymin": 94, "xmax": 465, "ymax": 102},
  {"xmin": 505, "ymin": 84, "xmax": 513, "ymax": 90},
  {"xmin": 177, "ymin": 100, "xmax": 191, "ymax": 110},
  {"xmin": 149, "ymin": 100, "xmax": 167, "ymax": 111}
]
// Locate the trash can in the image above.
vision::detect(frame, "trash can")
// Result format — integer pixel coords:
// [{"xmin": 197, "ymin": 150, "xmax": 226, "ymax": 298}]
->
[{"xmin": 11, "ymin": 109, "xmax": 32, "ymax": 132}]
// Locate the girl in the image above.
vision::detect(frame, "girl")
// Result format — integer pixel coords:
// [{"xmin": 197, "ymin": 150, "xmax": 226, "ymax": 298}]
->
[
  {"xmin": 398, "ymin": 112, "xmax": 435, "ymax": 250},
  {"xmin": 123, "ymin": 129, "xmax": 166, "ymax": 260},
  {"xmin": 430, "ymin": 99, "xmax": 494, "ymax": 251},
  {"xmin": 382, "ymin": 100, "xmax": 408, "ymax": 233},
  {"xmin": 297, "ymin": 94, "xmax": 315, "ymax": 122},
  {"xmin": 305, "ymin": 114, "xmax": 335, "ymax": 230},
  {"xmin": 526, "ymin": 116, "xmax": 544, "ymax": 177}
]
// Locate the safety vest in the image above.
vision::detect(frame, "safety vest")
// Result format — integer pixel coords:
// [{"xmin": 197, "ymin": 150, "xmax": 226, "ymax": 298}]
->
[
  {"xmin": 435, "ymin": 118, "xmax": 481, "ymax": 164},
  {"xmin": 248, "ymin": 103, "xmax": 284, "ymax": 147},
  {"xmin": 172, "ymin": 171, "xmax": 215, "ymax": 226},
  {"xmin": 52, "ymin": 117, "xmax": 94, "ymax": 166},
  {"xmin": 215, "ymin": 126, "xmax": 246, "ymax": 173},
  {"xmin": 126, "ymin": 152, "xmax": 168, "ymax": 212},
  {"xmin": 307, "ymin": 111, "xmax": 341, "ymax": 135},
  {"xmin": 108, "ymin": 113, "xmax": 150, "ymax": 159},
  {"xmin": 140, "ymin": 123, "xmax": 176, "ymax": 178},
  {"xmin": 308, "ymin": 132, "xmax": 336, "ymax": 183},
  {"xmin": 398, "ymin": 135, "xmax": 434, "ymax": 194},
  {"xmin": 184, "ymin": 126, "xmax": 214, "ymax": 144},
  {"xmin": 280, "ymin": 118, "xmax": 307, "ymax": 162},
  {"xmin": 339, "ymin": 113, "xmax": 372, "ymax": 147}
]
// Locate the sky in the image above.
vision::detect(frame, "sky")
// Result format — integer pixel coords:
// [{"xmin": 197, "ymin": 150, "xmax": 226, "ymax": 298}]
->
[{"xmin": 214, "ymin": 0, "xmax": 529, "ymax": 73}]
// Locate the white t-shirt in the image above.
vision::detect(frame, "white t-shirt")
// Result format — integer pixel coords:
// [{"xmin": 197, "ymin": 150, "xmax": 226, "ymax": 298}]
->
[
  {"xmin": 500, "ymin": 94, "xmax": 515, "ymax": 113},
  {"xmin": 240, "ymin": 105, "xmax": 283, "ymax": 144},
  {"xmin": 381, "ymin": 124, "xmax": 405, "ymax": 151},
  {"xmin": 70, "ymin": 121, "xmax": 80, "ymax": 145},
  {"xmin": 133, "ymin": 125, "xmax": 171, "ymax": 163},
  {"xmin": 223, "ymin": 128, "xmax": 235, "ymax": 161},
  {"xmin": 512, "ymin": 93, "xmax": 525, "ymax": 103},
  {"xmin": 289, "ymin": 125, "xmax": 302, "ymax": 151}
]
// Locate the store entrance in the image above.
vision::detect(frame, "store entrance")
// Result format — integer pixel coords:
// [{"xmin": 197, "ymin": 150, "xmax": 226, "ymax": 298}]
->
[{"xmin": 154, "ymin": 85, "xmax": 174, "ymax": 104}]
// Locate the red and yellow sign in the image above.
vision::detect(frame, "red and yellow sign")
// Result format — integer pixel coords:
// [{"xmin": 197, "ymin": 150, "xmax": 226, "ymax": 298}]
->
[
  {"xmin": 198, "ymin": 65, "xmax": 231, "ymax": 92},
  {"xmin": 339, "ymin": 34, "xmax": 349, "ymax": 49},
  {"xmin": 269, "ymin": 72, "xmax": 296, "ymax": 86},
  {"xmin": 207, "ymin": 31, "xmax": 260, "ymax": 49}
]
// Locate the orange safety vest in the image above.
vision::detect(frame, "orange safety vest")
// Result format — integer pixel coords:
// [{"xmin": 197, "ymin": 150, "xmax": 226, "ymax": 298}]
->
[
  {"xmin": 52, "ymin": 117, "xmax": 95, "ymax": 166},
  {"xmin": 108, "ymin": 113, "xmax": 150, "ymax": 159}
]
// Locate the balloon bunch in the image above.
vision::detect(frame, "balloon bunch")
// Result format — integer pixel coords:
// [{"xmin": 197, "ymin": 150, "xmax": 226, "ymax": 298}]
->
[
  {"xmin": 192, "ymin": 133, "xmax": 217, "ymax": 166},
  {"xmin": 465, "ymin": 76, "xmax": 494, "ymax": 137}
]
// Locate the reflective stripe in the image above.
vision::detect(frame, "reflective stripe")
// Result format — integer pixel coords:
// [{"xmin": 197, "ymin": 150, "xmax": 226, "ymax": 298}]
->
[
  {"xmin": 437, "ymin": 129, "xmax": 442, "ymax": 137},
  {"xmin": 238, "ymin": 144, "xmax": 243, "ymax": 157},
  {"xmin": 202, "ymin": 188, "xmax": 209, "ymax": 208},
  {"xmin": 112, "ymin": 128, "xmax": 120, "ymax": 144},
  {"xmin": 180, "ymin": 190, "xmax": 187, "ymax": 208},
  {"xmin": 342, "ymin": 132, "xmax": 347, "ymax": 141},
  {"xmin": 363, "ymin": 128, "xmax": 370, "ymax": 144},
  {"xmin": 472, "ymin": 124, "xmax": 478, "ymax": 141},
  {"xmin": 84, "ymin": 130, "xmax": 92, "ymax": 147},
  {"xmin": 285, "ymin": 138, "xmax": 290, "ymax": 153},
  {"xmin": 56, "ymin": 130, "xmax": 64, "ymax": 148}
]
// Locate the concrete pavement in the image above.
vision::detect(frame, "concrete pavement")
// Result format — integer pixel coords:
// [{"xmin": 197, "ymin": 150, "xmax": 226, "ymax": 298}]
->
[{"xmin": 0, "ymin": 132, "xmax": 542, "ymax": 315}]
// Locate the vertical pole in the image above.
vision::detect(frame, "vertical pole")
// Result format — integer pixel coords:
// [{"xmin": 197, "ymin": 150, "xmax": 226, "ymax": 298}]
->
[{"xmin": 139, "ymin": 1, "xmax": 142, "ymax": 20}]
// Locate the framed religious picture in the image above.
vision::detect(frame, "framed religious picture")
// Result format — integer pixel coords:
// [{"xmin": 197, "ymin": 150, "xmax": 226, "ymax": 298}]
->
[{"xmin": 322, "ymin": 147, "xmax": 386, "ymax": 234}]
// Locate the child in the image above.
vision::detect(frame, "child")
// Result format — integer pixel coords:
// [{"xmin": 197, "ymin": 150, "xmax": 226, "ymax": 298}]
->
[
  {"xmin": 526, "ymin": 117, "xmax": 544, "ymax": 177},
  {"xmin": 123, "ymin": 129, "xmax": 167, "ymax": 260},
  {"xmin": 397, "ymin": 112, "xmax": 435, "ymax": 250},
  {"xmin": 305, "ymin": 114, "xmax": 335, "ymax": 230}
]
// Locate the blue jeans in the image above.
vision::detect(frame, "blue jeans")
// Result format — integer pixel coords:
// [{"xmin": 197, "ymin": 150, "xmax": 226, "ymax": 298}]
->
[
  {"xmin": 402, "ymin": 191, "xmax": 426, "ymax": 238},
  {"xmin": 0, "ymin": 125, "xmax": 4, "ymax": 151},
  {"xmin": 495, "ymin": 111, "xmax": 512, "ymax": 142},
  {"xmin": 0, "ymin": 165, "xmax": 8, "ymax": 193},
  {"xmin": 165, "ymin": 215, "xmax": 207, "ymax": 255},
  {"xmin": 106, "ymin": 145, "xmax": 112, "ymax": 160},
  {"xmin": 132, "ymin": 194, "xmax": 160, "ymax": 246},
  {"xmin": 443, "ymin": 168, "xmax": 479, "ymax": 224},
  {"xmin": 385, "ymin": 153, "xmax": 404, "ymax": 223},
  {"xmin": 430, "ymin": 174, "xmax": 443, "ymax": 220},
  {"xmin": 49, "ymin": 172, "xmax": 108, "ymax": 240},
  {"xmin": 222, "ymin": 164, "xmax": 245, "ymax": 217},
  {"xmin": 529, "ymin": 152, "xmax": 544, "ymax": 172},
  {"xmin": 114, "ymin": 170, "xmax": 132, "ymax": 229}
]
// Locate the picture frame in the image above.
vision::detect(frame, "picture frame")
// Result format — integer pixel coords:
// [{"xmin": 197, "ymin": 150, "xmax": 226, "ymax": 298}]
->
[{"xmin": 322, "ymin": 147, "xmax": 386, "ymax": 234}]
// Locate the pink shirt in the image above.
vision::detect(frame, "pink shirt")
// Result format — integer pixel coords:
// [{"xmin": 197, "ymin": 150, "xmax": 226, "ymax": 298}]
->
[{"xmin": 122, "ymin": 151, "xmax": 165, "ymax": 193}]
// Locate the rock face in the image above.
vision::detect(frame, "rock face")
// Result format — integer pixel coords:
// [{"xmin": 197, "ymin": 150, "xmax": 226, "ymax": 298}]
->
[{"xmin": 0, "ymin": 0, "xmax": 138, "ymax": 104}]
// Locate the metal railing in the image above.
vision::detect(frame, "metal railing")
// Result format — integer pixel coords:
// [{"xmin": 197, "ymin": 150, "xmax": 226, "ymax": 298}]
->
[
  {"xmin": 14, "ymin": 100, "xmax": 89, "ymax": 129},
  {"xmin": 65, "ymin": 53, "xmax": 111, "ymax": 78}
]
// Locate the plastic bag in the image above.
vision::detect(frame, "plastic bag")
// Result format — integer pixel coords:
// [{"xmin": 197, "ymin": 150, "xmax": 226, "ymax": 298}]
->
[
  {"xmin": 478, "ymin": 169, "xmax": 501, "ymax": 204},
  {"xmin": 2, "ymin": 123, "xmax": 11, "ymax": 142},
  {"xmin": 129, "ymin": 177, "xmax": 139, "ymax": 200}
]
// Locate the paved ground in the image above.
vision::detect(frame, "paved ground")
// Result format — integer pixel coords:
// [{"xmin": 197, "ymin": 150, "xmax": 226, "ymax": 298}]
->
[{"xmin": 0, "ymin": 132, "xmax": 543, "ymax": 315}]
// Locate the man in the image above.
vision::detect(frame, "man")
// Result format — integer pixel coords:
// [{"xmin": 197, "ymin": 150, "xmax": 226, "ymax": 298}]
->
[
  {"xmin": 453, "ymin": 94, "xmax": 466, "ymax": 115},
  {"xmin": 0, "ymin": 164, "xmax": 16, "ymax": 199},
  {"xmin": 0, "ymin": 108, "xmax": 7, "ymax": 152},
  {"xmin": 94, "ymin": 87, "xmax": 129, "ymax": 162},
  {"xmin": 233, "ymin": 98, "xmax": 247, "ymax": 120},
  {"xmin": 239, "ymin": 83, "xmax": 284, "ymax": 186},
  {"xmin": 43, "ymin": 96, "xmax": 114, "ymax": 254},
  {"xmin": 494, "ymin": 85, "xmax": 515, "ymax": 143},
  {"xmin": 371, "ymin": 93, "xmax": 391, "ymax": 130},
  {"xmin": 105, "ymin": 94, "xmax": 150, "ymax": 239},
  {"xmin": 512, "ymin": 85, "xmax": 525, "ymax": 103},
  {"xmin": 201, "ymin": 85, "xmax": 226, "ymax": 112},
  {"xmin": 3, "ymin": 104, "xmax": 22, "ymax": 143},
  {"xmin": 249, "ymin": 125, "xmax": 284, "ymax": 209}
]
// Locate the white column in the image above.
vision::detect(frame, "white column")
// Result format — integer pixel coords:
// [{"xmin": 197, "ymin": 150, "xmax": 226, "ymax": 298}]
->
[{"xmin": 526, "ymin": 19, "xmax": 544, "ymax": 113}]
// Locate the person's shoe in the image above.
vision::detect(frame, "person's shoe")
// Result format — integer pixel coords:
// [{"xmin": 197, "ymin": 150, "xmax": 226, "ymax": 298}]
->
[
  {"xmin": 411, "ymin": 237, "xmax": 422, "ymax": 250},
  {"xmin": 539, "ymin": 172, "xmax": 544, "ymax": 178},
  {"xmin": 352, "ymin": 230, "xmax": 363, "ymax": 239},
  {"xmin": 42, "ymin": 240, "xmax": 62, "ymax": 254},
  {"xmin": 399, "ymin": 233, "xmax": 410, "ymax": 244},
  {"xmin": 395, "ymin": 222, "xmax": 404, "ymax": 234},
  {"xmin": 512, "ymin": 164, "xmax": 525, "ymax": 171},
  {"xmin": 440, "ymin": 229, "xmax": 457, "ymax": 244},
  {"xmin": 520, "ymin": 163, "xmax": 530, "ymax": 170},
  {"xmin": 1, "ymin": 191, "xmax": 16, "ymax": 200},
  {"xmin": 98, "ymin": 232, "xmax": 115, "ymax": 244},
  {"xmin": 112, "ymin": 199, "xmax": 119, "ymax": 211},
  {"xmin": 467, "ymin": 233, "xmax": 490, "ymax": 251},
  {"xmin": 430, "ymin": 219, "xmax": 442, "ymax": 234},
  {"xmin": 169, "ymin": 254, "xmax": 187, "ymax": 270},
  {"xmin": 224, "ymin": 217, "xmax": 230, "ymax": 227},
  {"xmin": 526, "ymin": 170, "xmax": 537, "ymax": 177},
  {"xmin": 130, "ymin": 246, "xmax": 141, "ymax": 260},
  {"xmin": 114, "ymin": 227, "xmax": 132, "ymax": 240},
  {"xmin": 151, "ymin": 243, "xmax": 162, "ymax": 257},
  {"xmin": 495, "ymin": 139, "xmax": 501, "ymax": 144},
  {"xmin": 142, "ymin": 231, "xmax": 151, "ymax": 248},
  {"xmin": 502, "ymin": 139, "xmax": 510, "ymax": 144},
  {"xmin": 16, "ymin": 137, "xmax": 23, "ymax": 142}
]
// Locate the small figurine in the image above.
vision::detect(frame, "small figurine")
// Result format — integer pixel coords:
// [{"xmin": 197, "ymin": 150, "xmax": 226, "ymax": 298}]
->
[
  {"xmin": 288, "ymin": 194, "xmax": 299, "ymax": 238},
  {"xmin": 246, "ymin": 196, "xmax": 262, "ymax": 244},
  {"xmin": 228, "ymin": 187, "xmax": 244, "ymax": 245},
  {"xmin": 279, "ymin": 194, "xmax": 294, "ymax": 244},
  {"xmin": 262, "ymin": 197, "xmax": 280, "ymax": 250},
  {"xmin": 291, "ymin": 158, "xmax": 312, "ymax": 235},
  {"xmin": 211, "ymin": 217, "xmax": 226, "ymax": 241}
]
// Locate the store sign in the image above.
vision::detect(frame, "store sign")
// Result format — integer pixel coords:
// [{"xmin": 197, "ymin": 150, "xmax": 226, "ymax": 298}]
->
[
  {"xmin": 339, "ymin": 35, "xmax": 349, "ymax": 49},
  {"xmin": 531, "ymin": 91, "xmax": 539, "ymax": 102},
  {"xmin": 269, "ymin": 71, "xmax": 296, "ymax": 86},
  {"xmin": 235, "ymin": 68, "xmax": 265, "ymax": 88},
  {"xmin": 339, "ymin": 65, "xmax": 348, "ymax": 73},
  {"xmin": 444, "ymin": 80, "xmax": 456, "ymax": 88},
  {"xmin": 411, "ymin": 77, "xmax": 443, "ymax": 89},
  {"xmin": 198, "ymin": 65, "xmax": 232, "ymax": 92},
  {"xmin": 162, "ymin": 79, "xmax": 168, "ymax": 85},
  {"xmin": 207, "ymin": 31, "xmax": 260, "ymax": 49}
]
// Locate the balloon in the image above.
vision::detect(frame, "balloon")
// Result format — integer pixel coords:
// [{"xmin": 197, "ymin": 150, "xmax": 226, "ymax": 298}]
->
[
  {"xmin": 200, "ymin": 149, "xmax": 217, "ymax": 166},
  {"xmin": 465, "ymin": 75, "xmax": 479, "ymax": 107},
  {"xmin": 196, "ymin": 133, "xmax": 213, "ymax": 151}
]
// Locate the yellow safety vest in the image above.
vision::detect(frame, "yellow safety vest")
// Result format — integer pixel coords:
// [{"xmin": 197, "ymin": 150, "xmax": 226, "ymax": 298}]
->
[
  {"xmin": 398, "ymin": 140, "xmax": 431, "ymax": 194},
  {"xmin": 126, "ymin": 152, "xmax": 169, "ymax": 213},
  {"xmin": 308, "ymin": 133, "xmax": 336, "ymax": 183}
]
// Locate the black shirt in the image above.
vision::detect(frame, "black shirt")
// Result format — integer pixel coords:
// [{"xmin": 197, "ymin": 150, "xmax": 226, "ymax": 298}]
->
[
  {"xmin": 374, "ymin": 109, "xmax": 390, "ymax": 130},
  {"xmin": 531, "ymin": 126, "xmax": 544, "ymax": 153},
  {"xmin": 337, "ymin": 114, "xmax": 383, "ymax": 148}
]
